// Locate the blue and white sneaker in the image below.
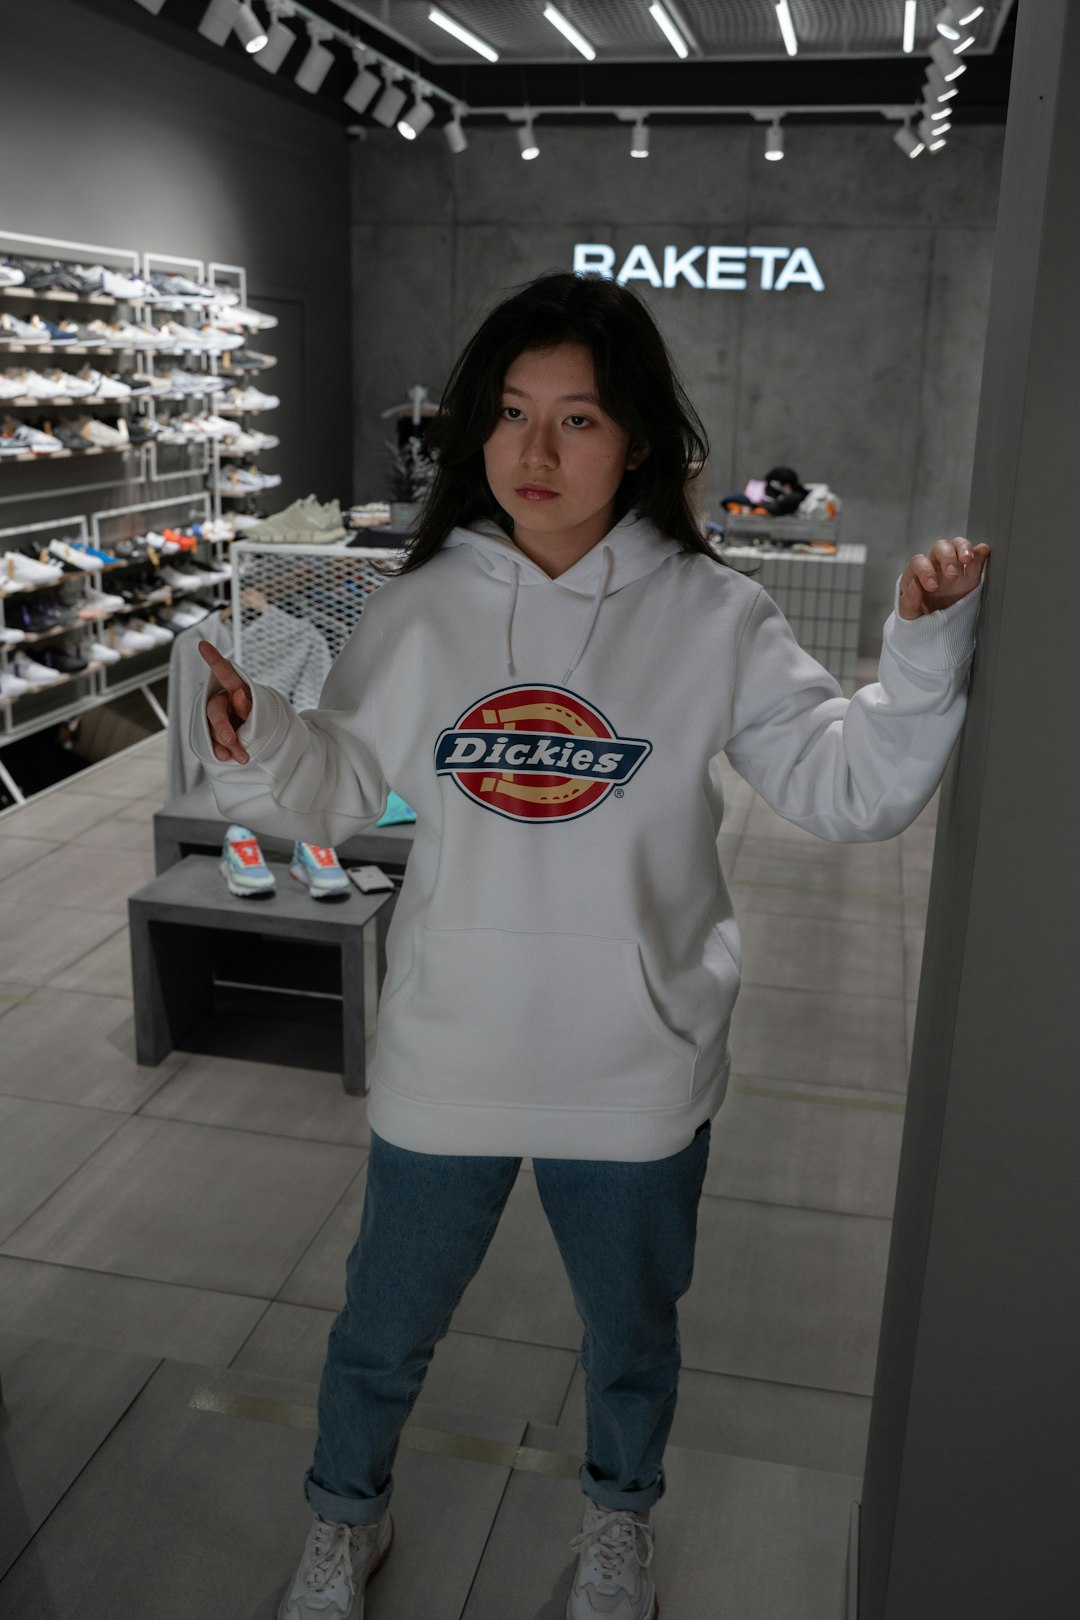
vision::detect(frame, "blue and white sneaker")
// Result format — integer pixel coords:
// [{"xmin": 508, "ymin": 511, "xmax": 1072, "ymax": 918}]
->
[
  {"xmin": 221, "ymin": 825, "xmax": 276, "ymax": 898},
  {"xmin": 289, "ymin": 841, "xmax": 351, "ymax": 902}
]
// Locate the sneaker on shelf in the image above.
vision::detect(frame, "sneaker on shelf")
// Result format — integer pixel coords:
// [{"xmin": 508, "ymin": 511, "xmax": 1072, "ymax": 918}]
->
[
  {"xmin": 12, "ymin": 654, "xmax": 64, "ymax": 686},
  {"xmin": 80, "ymin": 368, "xmax": 132, "ymax": 400},
  {"xmin": 74, "ymin": 416, "xmax": 130, "ymax": 449},
  {"xmin": 38, "ymin": 368, "xmax": 94, "ymax": 399},
  {"xmin": 84, "ymin": 638, "xmax": 121, "ymax": 663},
  {"xmin": 3, "ymin": 550, "xmax": 66, "ymax": 583},
  {"xmin": 80, "ymin": 585, "xmax": 126, "ymax": 614},
  {"xmin": 0, "ymin": 312, "xmax": 48, "ymax": 345},
  {"xmin": 0, "ymin": 626, "xmax": 27, "ymax": 645},
  {"xmin": 196, "ymin": 517, "xmax": 234, "ymax": 542},
  {"xmin": 48, "ymin": 540, "xmax": 98, "ymax": 572},
  {"xmin": 130, "ymin": 618, "xmax": 174, "ymax": 645},
  {"xmin": 116, "ymin": 626, "xmax": 157, "ymax": 652},
  {"xmin": 166, "ymin": 604, "xmax": 211, "ymax": 628},
  {"xmin": 225, "ymin": 347, "xmax": 276, "ymax": 371},
  {"xmin": 40, "ymin": 645, "xmax": 88, "ymax": 676},
  {"xmin": 221, "ymin": 825, "xmax": 276, "ymax": 899},
  {"xmin": 1, "ymin": 421, "xmax": 63, "ymax": 455},
  {"xmin": 0, "ymin": 264, "xmax": 26, "ymax": 288},
  {"xmin": 6, "ymin": 369, "xmax": 63, "ymax": 399},
  {"xmin": 290, "ymin": 842, "xmax": 352, "ymax": 902},
  {"xmin": 0, "ymin": 669, "xmax": 31, "ymax": 699}
]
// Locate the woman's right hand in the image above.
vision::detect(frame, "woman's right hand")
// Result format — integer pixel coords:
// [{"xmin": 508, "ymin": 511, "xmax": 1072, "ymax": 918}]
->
[{"xmin": 198, "ymin": 641, "xmax": 253, "ymax": 764}]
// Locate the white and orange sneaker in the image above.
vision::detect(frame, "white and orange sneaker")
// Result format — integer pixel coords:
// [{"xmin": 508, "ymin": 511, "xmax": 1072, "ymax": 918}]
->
[
  {"xmin": 290, "ymin": 841, "xmax": 351, "ymax": 901},
  {"xmin": 220, "ymin": 824, "xmax": 276, "ymax": 898}
]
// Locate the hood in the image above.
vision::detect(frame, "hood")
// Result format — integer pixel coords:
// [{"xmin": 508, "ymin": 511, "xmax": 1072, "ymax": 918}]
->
[{"xmin": 442, "ymin": 507, "xmax": 678, "ymax": 686}]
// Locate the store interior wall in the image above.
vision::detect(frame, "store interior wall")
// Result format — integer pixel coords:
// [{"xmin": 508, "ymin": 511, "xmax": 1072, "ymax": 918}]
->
[
  {"xmin": 0, "ymin": 0, "xmax": 353, "ymax": 518},
  {"xmin": 350, "ymin": 122, "xmax": 1005, "ymax": 653}
]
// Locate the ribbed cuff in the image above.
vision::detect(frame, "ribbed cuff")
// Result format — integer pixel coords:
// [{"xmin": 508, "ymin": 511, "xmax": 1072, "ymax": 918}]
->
[
  {"xmin": 190, "ymin": 663, "xmax": 291, "ymax": 765},
  {"xmin": 886, "ymin": 572, "xmax": 984, "ymax": 669}
]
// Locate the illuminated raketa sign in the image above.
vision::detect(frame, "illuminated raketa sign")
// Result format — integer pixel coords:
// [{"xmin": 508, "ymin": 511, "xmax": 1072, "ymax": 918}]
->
[{"xmin": 573, "ymin": 242, "xmax": 825, "ymax": 292}]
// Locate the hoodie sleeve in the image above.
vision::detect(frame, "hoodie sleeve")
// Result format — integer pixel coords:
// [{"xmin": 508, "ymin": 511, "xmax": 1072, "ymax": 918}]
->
[
  {"xmin": 723, "ymin": 570, "xmax": 984, "ymax": 842},
  {"xmin": 188, "ymin": 605, "xmax": 389, "ymax": 848}
]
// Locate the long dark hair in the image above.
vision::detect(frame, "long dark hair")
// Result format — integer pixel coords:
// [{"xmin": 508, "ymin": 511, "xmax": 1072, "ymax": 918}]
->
[{"xmin": 370, "ymin": 269, "xmax": 755, "ymax": 579}]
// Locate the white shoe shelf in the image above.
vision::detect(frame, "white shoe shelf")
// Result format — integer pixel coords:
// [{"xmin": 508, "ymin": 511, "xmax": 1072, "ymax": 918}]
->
[{"xmin": 0, "ymin": 230, "xmax": 280, "ymax": 807}]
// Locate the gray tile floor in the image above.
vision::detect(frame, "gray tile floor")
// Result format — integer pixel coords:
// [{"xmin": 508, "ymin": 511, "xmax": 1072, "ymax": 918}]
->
[{"xmin": 0, "ymin": 694, "xmax": 936, "ymax": 1618}]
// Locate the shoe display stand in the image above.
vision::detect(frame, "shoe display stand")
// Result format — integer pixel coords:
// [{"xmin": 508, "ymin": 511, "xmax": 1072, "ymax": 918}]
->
[
  {"xmin": 715, "ymin": 540, "xmax": 867, "ymax": 698},
  {"xmin": 0, "ymin": 230, "xmax": 278, "ymax": 805},
  {"xmin": 128, "ymin": 854, "xmax": 396, "ymax": 1096}
]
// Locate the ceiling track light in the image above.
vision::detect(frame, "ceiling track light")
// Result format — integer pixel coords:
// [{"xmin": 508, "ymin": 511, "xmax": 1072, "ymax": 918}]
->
[
  {"xmin": 235, "ymin": 2, "xmax": 268, "ymax": 53},
  {"xmin": 774, "ymin": 0, "xmax": 798, "ymax": 57},
  {"xmin": 131, "ymin": 0, "xmax": 168, "ymax": 14},
  {"xmin": 929, "ymin": 38, "xmax": 967, "ymax": 79},
  {"xmin": 399, "ymin": 91, "xmax": 435, "ymax": 140},
  {"xmin": 344, "ymin": 45, "xmax": 381, "ymax": 113},
  {"xmin": 427, "ymin": 6, "xmax": 499, "ymax": 62},
  {"xmin": 517, "ymin": 115, "xmax": 540, "ymax": 160},
  {"xmin": 371, "ymin": 68, "xmax": 409, "ymax": 128},
  {"xmin": 894, "ymin": 119, "xmax": 924, "ymax": 158},
  {"xmin": 294, "ymin": 19, "xmax": 335, "ymax": 92},
  {"xmin": 648, "ymin": 3, "xmax": 689, "ymax": 59},
  {"xmin": 444, "ymin": 105, "xmax": 468, "ymax": 154},
  {"xmin": 765, "ymin": 117, "xmax": 784, "ymax": 161},
  {"xmin": 542, "ymin": 5, "xmax": 596, "ymax": 60},
  {"xmin": 198, "ymin": 0, "xmax": 241, "ymax": 47},
  {"xmin": 254, "ymin": 1, "xmax": 297, "ymax": 72},
  {"xmin": 631, "ymin": 117, "xmax": 649, "ymax": 158}
]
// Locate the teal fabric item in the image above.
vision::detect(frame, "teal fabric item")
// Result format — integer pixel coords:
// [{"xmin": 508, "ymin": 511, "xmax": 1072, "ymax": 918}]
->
[{"xmin": 376, "ymin": 788, "xmax": 417, "ymax": 826}]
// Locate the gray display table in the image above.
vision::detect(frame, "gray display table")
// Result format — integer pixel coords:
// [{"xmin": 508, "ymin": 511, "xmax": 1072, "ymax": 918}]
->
[{"xmin": 128, "ymin": 855, "xmax": 394, "ymax": 1096}]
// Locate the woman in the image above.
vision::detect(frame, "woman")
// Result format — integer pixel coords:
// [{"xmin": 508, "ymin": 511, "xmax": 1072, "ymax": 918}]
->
[{"xmin": 193, "ymin": 270, "xmax": 989, "ymax": 1620}]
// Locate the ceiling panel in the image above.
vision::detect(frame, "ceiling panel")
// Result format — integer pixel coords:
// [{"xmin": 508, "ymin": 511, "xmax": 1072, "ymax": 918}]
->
[{"xmin": 360, "ymin": 0, "xmax": 1014, "ymax": 64}]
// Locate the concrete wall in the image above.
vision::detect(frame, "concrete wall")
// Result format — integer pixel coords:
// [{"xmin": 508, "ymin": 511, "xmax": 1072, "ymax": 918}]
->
[
  {"xmin": 0, "ymin": 0, "xmax": 353, "ymax": 513},
  {"xmin": 351, "ymin": 122, "xmax": 1004, "ymax": 651}
]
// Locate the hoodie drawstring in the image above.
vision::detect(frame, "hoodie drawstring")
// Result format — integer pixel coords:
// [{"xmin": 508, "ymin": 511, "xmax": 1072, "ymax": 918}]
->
[
  {"xmin": 504, "ymin": 542, "xmax": 614, "ymax": 688},
  {"xmin": 563, "ymin": 543, "xmax": 613, "ymax": 685},
  {"xmin": 504, "ymin": 566, "xmax": 519, "ymax": 677}
]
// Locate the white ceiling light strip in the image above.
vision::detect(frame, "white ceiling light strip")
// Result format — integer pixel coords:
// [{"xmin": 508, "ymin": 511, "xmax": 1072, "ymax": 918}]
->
[
  {"xmin": 648, "ymin": 3, "xmax": 690, "ymax": 60},
  {"xmin": 427, "ymin": 7, "xmax": 499, "ymax": 62},
  {"xmin": 774, "ymin": 0, "xmax": 799, "ymax": 57},
  {"xmin": 543, "ymin": 5, "xmax": 596, "ymax": 61}
]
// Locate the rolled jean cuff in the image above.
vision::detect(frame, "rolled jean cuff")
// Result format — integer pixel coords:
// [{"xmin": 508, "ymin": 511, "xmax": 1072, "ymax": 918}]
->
[{"xmin": 303, "ymin": 1468, "xmax": 392, "ymax": 1527}]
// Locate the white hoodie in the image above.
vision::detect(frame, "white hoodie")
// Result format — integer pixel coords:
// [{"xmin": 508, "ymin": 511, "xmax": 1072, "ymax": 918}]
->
[{"xmin": 189, "ymin": 508, "xmax": 984, "ymax": 1162}]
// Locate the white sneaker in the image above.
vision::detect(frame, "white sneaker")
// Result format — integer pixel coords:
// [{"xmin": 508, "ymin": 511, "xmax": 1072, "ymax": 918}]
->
[
  {"xmin": 130, "ymin": 619, "xmax": 174, "ymax": 644},
  {"xmin": 275, "ymin": 1509, "xmax": 394, "ymax": 1620},
  {"xmin": 13, "ymin": 655, "xmax": 63, "ymax": 685},
  {"xmin": 49, "ymin": 539, "xmax": 98, "ymax": 572},
  {"xmin": 80, "ymin": 585, "xmax": 126, "ymax": 613},
  {"xmin": 116, "ymin": 627, "xmax": 156, "ymax": 652},
  {"xmin": 0, "ymin": 670, "xmax": 30, "ymax": 699},
  {"xmin": 86, "ymin": 640, "xmax": 121, "ymax": 664},
  {"xmin": 4, "ymin": 551, "xmax": 65, "ymax": 584}
]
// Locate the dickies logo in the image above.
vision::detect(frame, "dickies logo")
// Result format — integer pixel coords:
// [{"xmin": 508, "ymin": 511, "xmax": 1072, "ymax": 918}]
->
[{"xmin": 434, "ymin": 684, "xmax": 651, "ymax": 823}]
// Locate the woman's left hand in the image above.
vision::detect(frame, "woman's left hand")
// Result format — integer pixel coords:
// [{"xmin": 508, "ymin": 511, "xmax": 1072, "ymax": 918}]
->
[{"xmin": 898, "ymin": 537, "xmax": 991, "ymax": 619}]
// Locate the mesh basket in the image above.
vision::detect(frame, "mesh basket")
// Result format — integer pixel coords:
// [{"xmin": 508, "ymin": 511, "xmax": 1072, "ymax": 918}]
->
[{"xmin": 231, "ymin": 543, "xmax": 402, "ymax": 708}]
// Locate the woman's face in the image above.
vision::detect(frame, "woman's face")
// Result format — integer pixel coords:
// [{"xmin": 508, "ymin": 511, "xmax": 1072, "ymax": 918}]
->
[{"xmin": 482, "ymin": 342, "xmax": 649, "ymax": 548}]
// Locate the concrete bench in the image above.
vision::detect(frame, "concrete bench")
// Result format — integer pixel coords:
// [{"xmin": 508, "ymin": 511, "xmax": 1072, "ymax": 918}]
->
[{"xmin": 128, "ymin": 854, "xmax": 395, "ymax": 1096}]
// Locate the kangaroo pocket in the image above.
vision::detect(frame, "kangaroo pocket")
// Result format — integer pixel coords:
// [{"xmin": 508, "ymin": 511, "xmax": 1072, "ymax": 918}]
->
[{"xmin": 378, "ymin": 923, "xmax": 699, "ymax": 1110}]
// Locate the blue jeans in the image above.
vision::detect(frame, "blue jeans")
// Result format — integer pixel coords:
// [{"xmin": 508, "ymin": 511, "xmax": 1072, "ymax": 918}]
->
[{"xmin": 304, "ymin": 1121, "xmax": 712, "ymax": 1527}]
